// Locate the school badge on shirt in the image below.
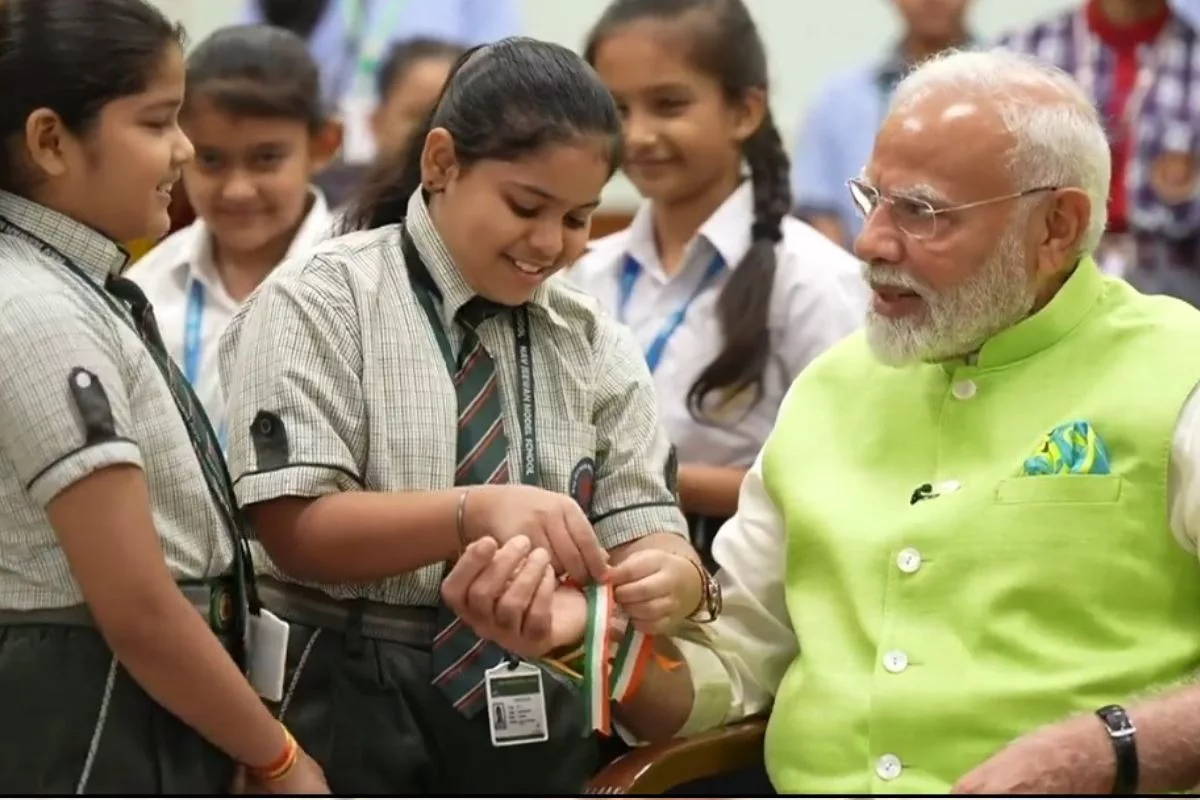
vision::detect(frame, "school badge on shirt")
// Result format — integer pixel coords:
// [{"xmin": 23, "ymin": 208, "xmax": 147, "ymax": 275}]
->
[{"xmin": 569, "ymin": 457, "xmax": 595, "ymax": 516}]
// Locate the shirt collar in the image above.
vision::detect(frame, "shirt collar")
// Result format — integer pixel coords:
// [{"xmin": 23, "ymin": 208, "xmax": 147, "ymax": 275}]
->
[
  {"xmin": 0, "ymin": 190, "xmax": 129, "ymax": 282},
  {"xmin": 942, "ymin": 255, "xmax": 1105, "ymax": 372},
  {"xmin": 625, "ymin": 180, "xmax": 754, "ymax": 278},
  {"xmin": 405, "ymin": 189, "xmax": 559, "ymax": 331},
  {"xmin": 1086, "ymin": 0, "xmax": 1172, "ymax": 46},
  {"xmin": 169, "ymin": 188, "xmax": 332, "ymax": 294}
]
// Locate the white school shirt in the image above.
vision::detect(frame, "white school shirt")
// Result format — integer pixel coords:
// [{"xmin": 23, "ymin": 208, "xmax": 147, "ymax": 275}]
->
[
  {"xmin": 127, "ymin": 191, "xmax": 333, "ymax": 439},
  {"xmin": 568, "ymin": 182, "xmax": 869, "ymax": 467}
]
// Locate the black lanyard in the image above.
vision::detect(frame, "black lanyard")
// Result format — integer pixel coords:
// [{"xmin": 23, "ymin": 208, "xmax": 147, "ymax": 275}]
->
[
  {"xmin": 0, "ymin": 216, "xmax": 256, "ymax": 595},
  {"xmin": 400, "ymin": 226, "xmax": 539, "ymax": 486}
]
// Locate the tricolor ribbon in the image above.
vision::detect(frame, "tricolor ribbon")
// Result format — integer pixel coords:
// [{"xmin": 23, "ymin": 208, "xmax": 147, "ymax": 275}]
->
[
  {"xmin": 571, "ymin": 583, "xmax": 658, "ymax": 736},
  {"xmin": 581, "ymin": 583, "xmax": 613, "ymax": 735}
]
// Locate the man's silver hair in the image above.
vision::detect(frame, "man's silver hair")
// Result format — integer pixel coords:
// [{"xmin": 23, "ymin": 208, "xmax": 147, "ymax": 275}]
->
[{"xmin": 890, "ymin": 48, "xmax": 1111, "ymax": 255}]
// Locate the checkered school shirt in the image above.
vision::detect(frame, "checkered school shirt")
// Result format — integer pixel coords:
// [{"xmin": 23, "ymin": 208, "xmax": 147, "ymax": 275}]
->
[
  {"xmin": 998, "ymin": 8, "xmax": 1200, "ymax": 243},
  {"xmin": 0, "ymin": 191, "xmax": 235, "ymax": 610},
  {"xmin": 220, "ymin": 189, "xmax": 688, "ymax": 607}
]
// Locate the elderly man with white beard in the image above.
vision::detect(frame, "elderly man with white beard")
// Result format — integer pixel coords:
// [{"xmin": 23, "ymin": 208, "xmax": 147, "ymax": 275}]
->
[{"xmin": 435, "ymin": 47, "xmax": 1200, "ymax": 796}]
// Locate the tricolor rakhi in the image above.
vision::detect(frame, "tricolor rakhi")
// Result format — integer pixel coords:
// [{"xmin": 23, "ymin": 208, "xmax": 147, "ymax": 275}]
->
[{"xmin": 581, "ymin": 583, "xmax": 614, "ymax": 736}]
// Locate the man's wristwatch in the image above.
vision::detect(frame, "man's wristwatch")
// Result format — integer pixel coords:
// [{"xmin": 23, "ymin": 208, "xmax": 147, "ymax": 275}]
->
[
  {"xmin": 1095, "ymin": 704, "xmax": 1138, "ymax": 795},
  {"xmin": 686, "ymin": 560, "xmax": 722, "ymax": 623}
]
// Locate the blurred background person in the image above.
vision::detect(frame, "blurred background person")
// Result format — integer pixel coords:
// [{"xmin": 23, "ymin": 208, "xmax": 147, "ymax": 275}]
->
[
  {"xmin": 574, "ymin": 0, "xmax": 866, "ymax": 572},
  {"xmin": 371, "ymin": 38, "xmax": 466, "ymax": 161},
  {"xmin": 998, "ymin": 0, "xmax": 1200, "ymax": 307},
  {"xmin": 244, "ymin": 0, "xmax": 520, "ymax": 166},
  {"xmin": 127, "ymin": 25, "xmax": 339, "ymax": 443},
  {"xmin": 790, "ymin": 0, "xmax": 975, "ymax": 248}
]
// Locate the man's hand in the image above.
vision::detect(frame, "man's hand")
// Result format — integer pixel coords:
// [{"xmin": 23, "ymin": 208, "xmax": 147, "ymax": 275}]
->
[
  {"xmin": 609, "ymin": 549, "xmax": 703, "ymax": 634},
  {"xmin": 441, "ymin": 536, "xmax": 590, "ymax": 660},
  {"xmin": 953, "ymin": 715, "xmax": 1116, "ymax": 794},
  {"xmin": 464, "ymin": 485, "xmax": 609, "ymax": 584}
]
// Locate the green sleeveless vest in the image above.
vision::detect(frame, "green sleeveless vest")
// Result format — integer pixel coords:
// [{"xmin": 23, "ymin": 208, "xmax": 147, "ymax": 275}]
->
[{"xmin": 760, "ymin": 258, "xmax": 1200, "ymax": 793}]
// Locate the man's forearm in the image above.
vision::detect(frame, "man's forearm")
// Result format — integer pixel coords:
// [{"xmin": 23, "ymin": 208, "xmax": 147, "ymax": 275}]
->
[
  {"xmin": 1127, "ymin": 682, "xmax": 1200, "ymax": 793},
  {"xmin": 613, "ymin": 635, "xmax": 697, "ymax": 743}
]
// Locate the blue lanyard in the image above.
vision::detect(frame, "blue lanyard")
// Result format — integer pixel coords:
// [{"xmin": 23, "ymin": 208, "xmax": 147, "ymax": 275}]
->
[
  {"xmin": 617, "ymin": 254, "xmax": 724, "ymax": 374},
  {"xmin": 183, "ymin": 280, "xmax": 227, "ymax": 450}
]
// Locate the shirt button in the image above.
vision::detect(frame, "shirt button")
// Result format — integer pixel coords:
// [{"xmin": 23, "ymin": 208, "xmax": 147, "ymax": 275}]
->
[
  {"xmin": 951, "ymin": 379, "xmax": 977, "ymax": 400},
  {"xmin": 876, "ymin": 753, "xmax": 903, "ymax": 781},
  {"xmin": 883, "ymin": 650, "xmax": 909, "ymax": 673},
  {"xmin": 897, "ymin": 548, "xmax": 922, "ymax": 573}
]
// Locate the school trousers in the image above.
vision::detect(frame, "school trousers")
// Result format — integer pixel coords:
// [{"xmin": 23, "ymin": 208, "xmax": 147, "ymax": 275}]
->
[
  {"xmin": 261, "ymin": 577, "xmax": 599, "ymax": 795},
  {"xmin": 0, "ymin": 581, "xmax": 238, "ymax": 794}
]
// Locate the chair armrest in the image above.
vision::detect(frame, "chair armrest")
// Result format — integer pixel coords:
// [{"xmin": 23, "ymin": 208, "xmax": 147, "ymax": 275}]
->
[{"xmin": 585, "ymin": 718, "xmax": 768, "ymax": 795}]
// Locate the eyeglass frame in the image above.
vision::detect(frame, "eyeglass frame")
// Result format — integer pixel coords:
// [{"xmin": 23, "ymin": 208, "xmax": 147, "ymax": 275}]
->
[{"xmin": 846, "ymin": 177, "xmax": 1061, "ymax": 240}]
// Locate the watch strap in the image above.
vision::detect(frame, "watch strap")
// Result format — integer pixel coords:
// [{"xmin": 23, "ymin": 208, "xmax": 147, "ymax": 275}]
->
[{"xmin": 1095, "ymin": 704, "xmax": 1138, "ymax": 795}]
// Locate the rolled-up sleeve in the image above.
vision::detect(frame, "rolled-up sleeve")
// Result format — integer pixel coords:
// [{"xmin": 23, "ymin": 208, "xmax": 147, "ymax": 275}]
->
[
  {"xmin": 0, "ymin": 294, "xmax": 142, "ymax": 506},
  {"xmin": 672, "ymin": 451, "xmax": 797, "ymax": 735},
  {"xmin": 588, "ymin": 319, "xmax": 689, "ymax": 550},
  {"xmin": 220, "ymin": 256, "xmax": 367, "ymax": 507}
]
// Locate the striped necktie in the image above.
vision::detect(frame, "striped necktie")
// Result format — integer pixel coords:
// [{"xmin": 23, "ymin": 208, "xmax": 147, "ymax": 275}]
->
[{"xmin": 431, "ymin": 297, "xmax": 514, "ymax": 716}]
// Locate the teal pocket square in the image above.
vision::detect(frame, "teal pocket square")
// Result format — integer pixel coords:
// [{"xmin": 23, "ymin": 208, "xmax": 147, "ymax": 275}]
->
[{"xmin": 1021, "ymin": 420, "xmax": 1112, "ymax": 476}]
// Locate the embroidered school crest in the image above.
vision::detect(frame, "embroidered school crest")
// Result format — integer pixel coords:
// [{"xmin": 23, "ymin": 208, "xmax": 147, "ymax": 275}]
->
[
  {"xmin": 664, "ymin": 445, "xmax": 679, "ymax": 504},
  {"xmin": 568, "ymin": 457, "xmax": 596, "ymax": 516}
]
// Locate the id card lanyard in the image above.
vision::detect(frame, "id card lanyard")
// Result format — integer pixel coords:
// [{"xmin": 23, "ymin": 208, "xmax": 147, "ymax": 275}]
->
[
  {"xmin": 341, "ymin": 0, "xmax": 410, "ymax": 100},
  {"xmin": 182, "ymin": 280, "xmax": 228, "ymax": 450},
  {"xmin": 616, "ymin": 254, "xmax": 724, "ymax": 374},
  {"xmin": 400, "ymin": 227, "xmax": 539, "ymax": 485}
]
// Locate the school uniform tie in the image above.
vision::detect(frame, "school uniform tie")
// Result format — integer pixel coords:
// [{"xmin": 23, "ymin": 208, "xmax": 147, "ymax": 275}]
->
[
  {"xmin": 105, "ymin": 277, "xmax": 245, "ymax": 561},
  {"xmin": 431, "ymin": 297, "xmax": 514, "ymax": 717}
]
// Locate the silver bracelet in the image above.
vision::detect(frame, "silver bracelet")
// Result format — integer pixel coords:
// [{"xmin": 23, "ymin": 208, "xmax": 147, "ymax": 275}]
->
[{"xmin": 455, "ymin": 489, "xmax": 471, "ymax": 557}]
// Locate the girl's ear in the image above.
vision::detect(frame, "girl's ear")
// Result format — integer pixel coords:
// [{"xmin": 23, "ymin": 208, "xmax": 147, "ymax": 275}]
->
[
  {"xmin": 731, "ymin": 87, "xmax": 766, "ymax": 146},
  {"xmin": 309, "ymin": 119, "xmax": 344, "ymax": 171}
]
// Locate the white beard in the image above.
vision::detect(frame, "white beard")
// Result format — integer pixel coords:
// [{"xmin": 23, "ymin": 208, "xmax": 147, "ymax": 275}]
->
[{"xmin": 863, "ymin": 224, "xmax": 1038, "ymax": 367}]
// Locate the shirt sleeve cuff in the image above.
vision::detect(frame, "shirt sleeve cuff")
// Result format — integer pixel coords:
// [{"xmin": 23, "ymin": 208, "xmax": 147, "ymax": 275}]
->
[
  {"xmin": 673, "ymin": 635, "xmax": 734, "ymax": 737},
  {"xmin": 592, "ymin": 502, "xmax": 689, "ymax": 550},
  {"xmin": 233, "ymin": 463, "xmax": 362, "ymax": 508},
  {"xmin": 27, "ymin": 440, "xmax": 143, "ymax": 507}
]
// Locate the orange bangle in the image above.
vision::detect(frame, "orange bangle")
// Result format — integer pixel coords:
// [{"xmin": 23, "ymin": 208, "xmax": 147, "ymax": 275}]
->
[{"xmin": 249, "ymin": 725, "xmax": 298, "ymax": 783}]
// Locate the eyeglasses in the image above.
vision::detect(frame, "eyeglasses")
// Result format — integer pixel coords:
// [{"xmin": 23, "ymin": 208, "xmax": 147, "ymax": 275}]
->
[{"xmin": 847, "ymin": 178, "xmax": 1060, "ymax": 240}]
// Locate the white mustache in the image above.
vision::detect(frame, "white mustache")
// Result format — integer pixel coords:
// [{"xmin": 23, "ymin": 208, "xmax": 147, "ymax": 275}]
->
[{"xmin": 861, "ymin": 264, "xmax": 929, "ymax": 295}]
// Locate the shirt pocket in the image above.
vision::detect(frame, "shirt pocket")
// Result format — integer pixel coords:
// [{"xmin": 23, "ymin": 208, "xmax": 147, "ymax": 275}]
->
[{"xmin": 993, "ymin": 475, "xmax": 1124, "ymax": 506}]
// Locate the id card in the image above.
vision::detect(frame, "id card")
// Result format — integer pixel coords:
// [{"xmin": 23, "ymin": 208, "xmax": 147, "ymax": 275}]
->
[
  {"xmin": 246, "ymin": 608, "xmax": 289, "ymax": 702},
  {"xmin": 484, "ymin": 660, "xmax": 549, "ymax": 748}
]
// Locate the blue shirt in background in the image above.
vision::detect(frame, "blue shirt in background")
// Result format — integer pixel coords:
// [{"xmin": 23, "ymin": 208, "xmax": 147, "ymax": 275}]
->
[{"xmin": 241, "ymin": 0, "xmax": 522, "ymax": 104}]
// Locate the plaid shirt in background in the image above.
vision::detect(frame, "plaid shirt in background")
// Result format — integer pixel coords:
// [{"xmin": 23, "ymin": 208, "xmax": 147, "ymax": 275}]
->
[{"xmin": 998, "ymin": 7, "xmax": 1200, "ymax": 295}]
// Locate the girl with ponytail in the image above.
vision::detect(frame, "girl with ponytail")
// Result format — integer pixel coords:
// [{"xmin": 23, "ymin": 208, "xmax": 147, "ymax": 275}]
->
[{"xmin": 575, "ymin": 0, "xmax": 867, "ymax": 570}]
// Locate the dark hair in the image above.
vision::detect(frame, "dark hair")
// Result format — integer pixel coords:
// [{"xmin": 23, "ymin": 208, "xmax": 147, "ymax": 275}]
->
[
  {"xmin": 376, "ymin": 37, "xmax": 467, "ymax": 100},
  {"xmin": 585, "ymin": 0, "xmax": 792, "ymax": 418},
  {"xmin": 0, "ymin": 0, "xmax": 184, "ymax": 194},
  {"xmin": 256, "ymin": 0, "xmax": 329, "ymax": 40},
  {"xmin": 342, "ymin": 37, "xmax": 623, "ymax": 233},
  {"xmin": 184, "ymin": 25, "xmax": 325, "ymax": 132}
]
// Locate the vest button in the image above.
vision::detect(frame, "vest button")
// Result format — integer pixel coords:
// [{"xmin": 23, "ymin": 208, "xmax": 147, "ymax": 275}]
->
[
  {"xmin": 876, "ymin": 753, "xmax": 903, "ymax": 781},
  {"xmin": 952, "ymin": 379, "xmax": 977, "ymax": 399},
  {"xmin": 883, "ymin": 650, "xmax": 909, "ymax": 673},
  {"xmin": 897, "ymin": 548, "xmax": 922, "ymax": 573}
]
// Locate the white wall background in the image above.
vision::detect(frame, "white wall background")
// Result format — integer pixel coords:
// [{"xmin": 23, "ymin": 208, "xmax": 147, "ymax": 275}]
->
[{"xmin": 149, "ymin": 0, "xmax": 1080, "ymax": 209}]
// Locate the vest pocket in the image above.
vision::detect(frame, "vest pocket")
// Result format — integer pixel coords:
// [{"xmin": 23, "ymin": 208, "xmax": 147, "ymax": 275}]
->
[{"xmin": 993, "ymin": 475, "xmax": 1123, "ymax": 505}]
